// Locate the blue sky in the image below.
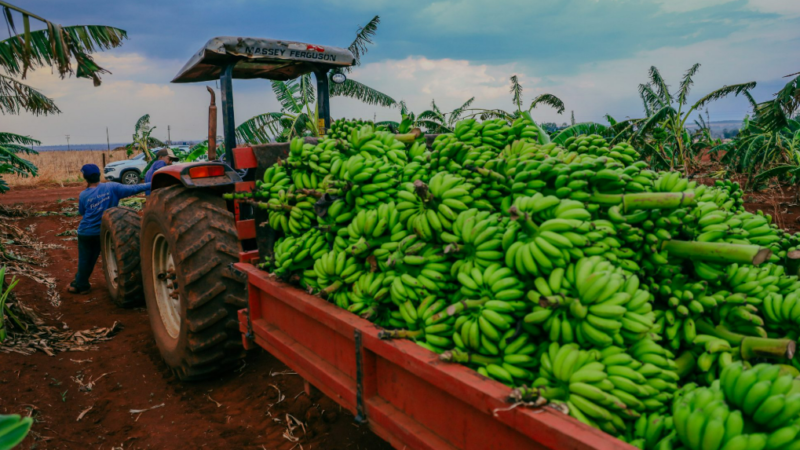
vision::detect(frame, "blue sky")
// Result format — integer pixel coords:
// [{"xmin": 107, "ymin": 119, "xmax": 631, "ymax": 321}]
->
[{"xmin": 4, "ymin": 0, "xmax": 800, "ymax": 145}]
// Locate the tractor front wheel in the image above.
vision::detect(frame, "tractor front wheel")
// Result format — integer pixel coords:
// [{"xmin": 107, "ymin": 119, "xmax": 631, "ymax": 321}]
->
[
  {"xmin": 140, "ymin": 185, "xmax": 246, "ymax": 380},
  {"xmin": 100, "ymin": 207, "xmax": 144, "ymax": 307}
]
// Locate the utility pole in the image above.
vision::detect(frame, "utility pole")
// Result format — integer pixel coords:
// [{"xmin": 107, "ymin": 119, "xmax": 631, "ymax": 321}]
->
[
  {"xmin": 168, "ymin": 125, "xmax": 171, "ymax": 146},
  {"xmin": 106, "ymin": 127, "xmax": 111, "ymax": 152},
  {"xmin": 65, "ymin": 134, "xmax": 71, "ymax": 151}
]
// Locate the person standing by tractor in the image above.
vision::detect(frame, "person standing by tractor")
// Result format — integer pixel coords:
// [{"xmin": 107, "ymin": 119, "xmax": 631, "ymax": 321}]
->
[
  {"xmin": 68, "ymin": 164, "xmax": 150, "ymax": 294},
  {"xmin": 144, "ymin": 148, "xmax": 180, "ymax": 195}
]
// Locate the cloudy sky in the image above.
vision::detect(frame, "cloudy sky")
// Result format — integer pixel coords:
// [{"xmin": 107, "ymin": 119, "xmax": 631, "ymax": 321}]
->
[{"xmin": 4, "ymin": 0, "xmax": 799, "ymax": 146}]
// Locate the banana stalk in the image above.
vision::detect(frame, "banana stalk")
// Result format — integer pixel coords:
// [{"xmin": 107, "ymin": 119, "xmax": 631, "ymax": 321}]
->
[
  {"xmin": 393, "ymin": 129, "xmax": 422, "ymax": 144},
  {"xmin": 696, "ymin": 320, "xmax": 795, "ymax": 360},
  {"xmin": 588, "ymin": 192, "xmax": 696, "ymax": 211},
  {"xmin": 439, "ymin": 349, "xmax": 500, "ymax": 365},
  {"xmin": 378, "ymin": 329, "xmax": 424, "ymax": 340},
  {"xmin": 662, "ymin": 240, "xmax": 772, "ymax": 265}
]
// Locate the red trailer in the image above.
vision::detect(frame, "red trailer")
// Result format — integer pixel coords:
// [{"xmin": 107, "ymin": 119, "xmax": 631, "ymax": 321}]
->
[{"xmin": 229, "ymin": 145, "xmax": 632, "ymax": 450}]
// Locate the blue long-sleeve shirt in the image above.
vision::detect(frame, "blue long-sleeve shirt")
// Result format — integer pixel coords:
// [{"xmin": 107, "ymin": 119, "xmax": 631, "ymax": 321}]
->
[
  {"xmin": 144, "ymin": 160, "xmax": 167, "ymax": 195},
  {"xmin": 77, "ymin": 182, "xmax": 150, "ymax": 236}
]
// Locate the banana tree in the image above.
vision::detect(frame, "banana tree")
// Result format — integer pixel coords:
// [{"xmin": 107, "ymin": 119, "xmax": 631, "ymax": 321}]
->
[
  {"xmin": 465, "ymin": 75, "xmax": 565, "ymax": 124},
  {"xmin": 635, "ymin": 64, "xmax": 755, "ymax": 175},
  {"xmin": 126, "ymin": 114, "xmax": 164, "ymax": 161},
  {"xmin": 0, "ymin": 2, "xmax": 127, "ymax": 114},
  {"xmin": 0, "ymin": 132, "xmax": 37, "ymax": 193},
  {"xmin": 755, "ymin": 72, "xmax": 799, "ymax": 132},
  {"xmin": 0, "ymin": 1, "xmax": 126, "ymax": 194},
  {"xmin": 379, "ymin": 98, "xmax": 476, "ymax": 134},
  {"xmin": 236, "ymin": 16, "xmax": 396, "ymax": 144}
]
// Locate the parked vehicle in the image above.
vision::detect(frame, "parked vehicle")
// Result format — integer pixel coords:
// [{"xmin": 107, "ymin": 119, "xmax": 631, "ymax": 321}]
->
[
  {"xmin": 104, "ymin": 146, "xmax": 190, "ymax": 184},
  {"xmin": 103, "ymin": 153, "xmax": 146, "ymax": 184}
]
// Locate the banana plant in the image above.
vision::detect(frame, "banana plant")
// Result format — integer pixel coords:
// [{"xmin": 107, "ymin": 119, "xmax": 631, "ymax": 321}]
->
[
  {"xmin": 0, "ymin": 1, "xmax": 127, "ymax": 115},
  {"xmin": 126, "ymin": 114, "xmax": 164, "ymax": 161},
  {"xmin": 464, "ymin": 75, "xmax": 565, "ymax": 124},
  {"xmin": 0, "ymin": 2, "xmax": 125, "ymax": 194},
  {"xmin": 236, "ymin": 16, "xmax": 396, "ymax": 144},
  {"xmin": 379, "ymin": 98, "xmax": 476, "ymax": 134},
  {"xmin": 0, "ymin": 132, "xmax": 38, "ymax": 194},
  {"xmin": 755, "ymin": 72, "xmax": 800, "ymax": 132},
  {"xmin": 0, "ymin": 413, "xmax": 32, "ymax": 450},
  {"xmin": 636, "ymin": 64, "xmax": 756, "ymax": 175}
]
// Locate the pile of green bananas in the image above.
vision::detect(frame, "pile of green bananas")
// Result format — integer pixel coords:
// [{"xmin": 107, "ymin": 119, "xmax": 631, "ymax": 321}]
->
[{"xmin": 242, "ymin": 115, "xmax": 800, "ymax": 448}]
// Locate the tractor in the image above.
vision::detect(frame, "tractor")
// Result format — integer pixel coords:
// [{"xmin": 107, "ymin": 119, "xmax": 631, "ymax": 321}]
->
[{"xmin": 100, "ymin": 36, "xmax": 355, "ymax": 380}]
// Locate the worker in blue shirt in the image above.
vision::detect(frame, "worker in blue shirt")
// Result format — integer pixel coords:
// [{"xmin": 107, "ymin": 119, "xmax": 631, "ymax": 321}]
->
[
  {"xmin": 144, "ymin": 148, "xmax": 179, "ymax": 195},
  {"xmin": 68, "ymin": 164, "xmax": 150, "ymax": 294}
]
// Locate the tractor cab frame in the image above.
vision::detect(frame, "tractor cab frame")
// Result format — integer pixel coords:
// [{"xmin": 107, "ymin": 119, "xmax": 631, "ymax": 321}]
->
[{"xmin": 173, "ymin": 36, "xmax": 354, "ymax": 168}]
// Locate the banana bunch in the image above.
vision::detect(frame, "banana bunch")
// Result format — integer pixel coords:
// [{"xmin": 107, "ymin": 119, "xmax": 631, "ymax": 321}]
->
[
  {"xmin": 721, "ymin": 263, "xmax": 798, "ymax": 302},
  {"xmin": 694, "ymin": 180, "xmax": 745, "ymax": 213},
  {"xmin": 627, "ymin": 412, "xmax": 674, "ymax": 450},
  {"xmin": 686, "ymin": 333, "xmax": 739, "ymax": 385},
  {"xmin": 524, "ymin": 257, "xmax": 655, "ymax": 348},
  {"xmin": 653, "ymin": 172, "xmax": 692, "ymax": 193},
  {"xmin": 396, "ymin": 172, "xmax": 477, "ymax": 241},
  {"xmin": 375, "ymin": 239, "xmax": 452, "ymax": 304},
  {"xmin": 262, "ymin": 229, "xmax": 327, "ymax": 278},
  {"xmin": 721, "ymin": 362, "xmax": 800, "ymax": 429},
  {"xmin": 255, "ymin": 163, "xmax": 290, "ymax": 199},
  {"xmin": 672, "ymin": 385, "xmax": 754, "ymax": 450},
  {"xmin": 441, "ymin": 331, "xmax": 539, "ymax": 386},
  {"xmin": 287, "ymin": 137, "xmax": 343, "ymax": 177},
  {"xmin": 440, "ymin": 209, "xmax": 506, "ymax": 274},
  {"xmin": 448, "ymin": 295, "xmax": 518, "ymax": 356},
  {"xmin": 602, "ymin": 342, "xmax": 679, "ymax": 414},
  {"xmin": 402, "ymin": 159, "xmax": 431, "ymax": 184},
  {"xmin": 509, "ymin": 116, "xmax": 541, "ymax": 143},
  {"xmin": 346, "ymin": 272, "xmax": 396, "ymax": 326},
  {"xmin": 454, "ymin": 118, "xmax": 484, "ymax": 146},
  {"xmin": 336, "ymin": 201, "xmax": 404, "ymax": 257},
  {"xmin": 504, "ymin": 194, "xmax": 593, "ymax": 276},
  {"xmin": 260, "ymin": 190, "xmax": 317, "ymax": 236},
  {"xmin": 455, "ymin": 264, "xmax": 526, "ymax": 310},
  {"xmin": 763, "ymin": 291, "xmax": 800, "ymax": 332},
  {"xmin": 533, "ymin": 343, "xmax": 634, "ymax": 436},
  {"xmin": 328, "ymin": 118, "xmax": 374, "ymax": 140},
  {"xmin": 342, "ymin": 154, "xmax": 400, "ymax": 209},
  {"xmin": 313, "ymin": 198, "xmax": 353, "ymax": 243},
  {"xmin": 478, "ymin": 118, "xmax": 513, "ymax": 148},
  {"xmin": 345, "ymin": 125, "xmax": 386, "ymax": 159},
  {"xmin": 382, "ymin": 295, "xmax": 455, "ymax": 353},
  {"xmin": 312, "ymin": 249, "xmax": 365, "ymax": 297}
]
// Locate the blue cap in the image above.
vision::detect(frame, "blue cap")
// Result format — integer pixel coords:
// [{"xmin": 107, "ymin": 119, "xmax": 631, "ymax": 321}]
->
[{"xmin": 81, "ymin": 164, "xmax": 100, "ymax": 176}]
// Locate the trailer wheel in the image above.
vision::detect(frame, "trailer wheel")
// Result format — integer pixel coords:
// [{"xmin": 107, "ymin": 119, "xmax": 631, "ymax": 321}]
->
[
  {"xmin": 140, "ymin": 185, "xmax": 246, "ymax": 380},
  {"xmin": 100, "ymin": 207, "xmax": 144, "ymax": 307}
]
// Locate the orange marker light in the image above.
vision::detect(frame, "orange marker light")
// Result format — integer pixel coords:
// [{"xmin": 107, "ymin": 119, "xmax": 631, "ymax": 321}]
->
[{"xmin": 189, "ymin": 165, "xmax": 225, "ymax": 178}]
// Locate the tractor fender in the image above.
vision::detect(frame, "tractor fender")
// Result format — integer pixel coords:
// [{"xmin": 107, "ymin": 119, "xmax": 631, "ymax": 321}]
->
[{"xmin": 151, "ymin": 162, "xmax": 241, "ymax": 192}]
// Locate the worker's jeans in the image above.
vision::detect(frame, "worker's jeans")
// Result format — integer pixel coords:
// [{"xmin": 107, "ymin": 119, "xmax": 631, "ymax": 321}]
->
[{"xmin": 71, "ymin": 234, "xmax": 102, "ymax": 292}]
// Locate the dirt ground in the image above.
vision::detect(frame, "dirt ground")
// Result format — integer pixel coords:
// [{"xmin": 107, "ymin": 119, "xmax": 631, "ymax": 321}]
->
[{"xmin": 0, "ymin": 189, "xmax": 392, "ymax": 450}]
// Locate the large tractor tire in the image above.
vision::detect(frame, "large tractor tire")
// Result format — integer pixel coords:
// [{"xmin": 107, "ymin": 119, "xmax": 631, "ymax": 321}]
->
[
  {"xmin": 140, "ymin": 186, "xmax": 246, "ymax": 380},
  {"xmin": 101, "ymin": 207, "xmax": 144, "ymax": 307}
]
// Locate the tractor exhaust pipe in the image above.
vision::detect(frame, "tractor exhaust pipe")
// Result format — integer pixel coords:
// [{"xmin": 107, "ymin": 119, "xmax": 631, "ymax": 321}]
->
[{"xmin": 207, "ymin": 86, "xmax": 217, "ymax": 160}]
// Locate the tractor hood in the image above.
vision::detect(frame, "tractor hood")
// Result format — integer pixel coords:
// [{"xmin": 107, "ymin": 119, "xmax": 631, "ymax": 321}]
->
[{"xmin": 172, "ymin": 36, "xmax": 355, "ymax": 83}]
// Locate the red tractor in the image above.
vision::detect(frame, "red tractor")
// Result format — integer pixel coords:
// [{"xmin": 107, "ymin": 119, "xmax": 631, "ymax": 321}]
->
[{"xmin": 100, "ymin": 36, "xmax": 355, "ymax": 380}]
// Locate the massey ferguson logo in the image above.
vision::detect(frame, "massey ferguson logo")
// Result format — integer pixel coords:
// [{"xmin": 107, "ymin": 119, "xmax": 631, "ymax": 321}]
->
[{"xmin": 306, "ymin": 44, "xmax": 324, "ymax": 53}]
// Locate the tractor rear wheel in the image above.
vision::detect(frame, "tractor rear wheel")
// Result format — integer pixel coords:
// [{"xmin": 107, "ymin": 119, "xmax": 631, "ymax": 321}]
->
[
  {"xmin": 140, "ymin": 185, "xmax": 246, "ymax": 380},
  {"xmin": 101, "ymin": 207, "xmax": 144, "ymax": 307}
]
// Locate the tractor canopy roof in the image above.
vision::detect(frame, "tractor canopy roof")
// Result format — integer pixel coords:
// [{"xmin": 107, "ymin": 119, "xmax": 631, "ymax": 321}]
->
[{"xmin": 172, "ymin": 36, "xmax": 355, "ymax": 83}]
